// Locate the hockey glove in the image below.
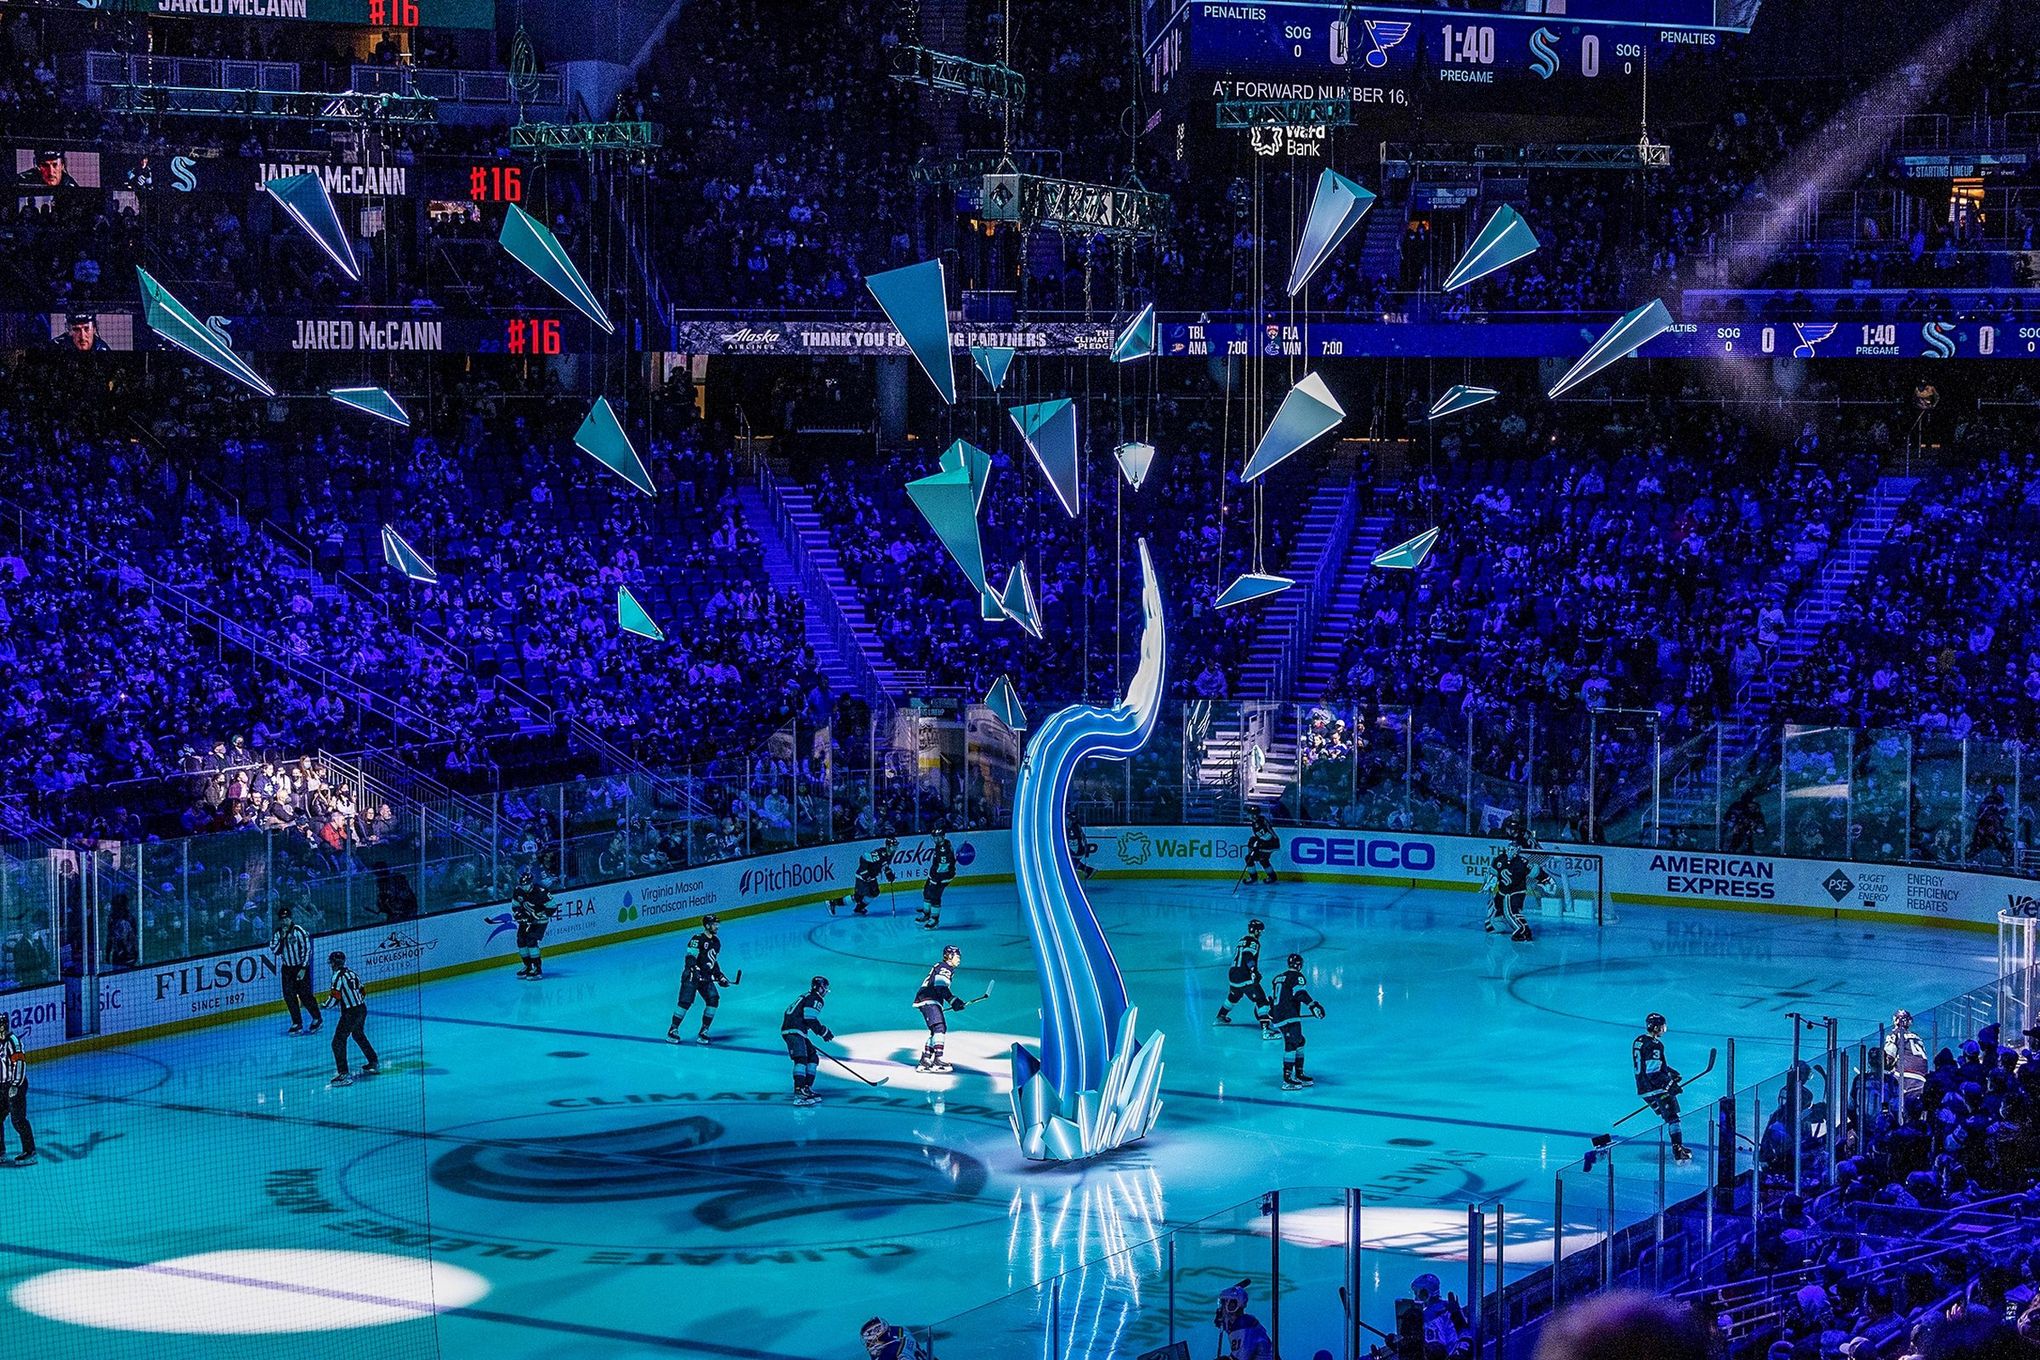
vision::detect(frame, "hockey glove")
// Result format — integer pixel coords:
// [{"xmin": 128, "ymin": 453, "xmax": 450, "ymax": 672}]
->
[
  {"xmin": 950, "ymin": 999, "xmax": 967, "ymax": 1012},
  {"xmin": 1312, "ymin": 1004, "xmax": 1327, "ymax": 1019}
]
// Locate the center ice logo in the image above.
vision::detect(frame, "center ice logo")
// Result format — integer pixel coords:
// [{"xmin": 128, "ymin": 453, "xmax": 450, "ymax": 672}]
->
[{"xmin": 430, "ymin": 1116, "xmax": 987, "ymax": 1229}]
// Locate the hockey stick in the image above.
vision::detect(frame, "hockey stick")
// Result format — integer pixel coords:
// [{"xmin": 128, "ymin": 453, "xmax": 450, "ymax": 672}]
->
[
  {"xmin": 1337, "ymin": 1287, "xmax": 1396, "ymax": 1344},
  {"xmin": 1610, "ymin": 1047, "xmax": 1719, "ymax": 1129},
  {"xmin": 960, "ymin": 979, "xmax": 996, "ymax": 1006},
  {"xmin": 818, "ymin": 1048, "xmax": 891, "ymax": 1087}
]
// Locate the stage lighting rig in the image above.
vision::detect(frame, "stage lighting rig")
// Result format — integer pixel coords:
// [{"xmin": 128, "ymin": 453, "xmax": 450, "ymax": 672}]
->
[
  {"xmin": 103, "ymin": 84, "xmax": 437, "ymax": 124},
  {"xmin": 889, "ymin": 45, "xmax": 1026, "ymax": 107},
  {"xmin": 1215, "ymin": 98, "xmax": 1355, "ymax": 130}
]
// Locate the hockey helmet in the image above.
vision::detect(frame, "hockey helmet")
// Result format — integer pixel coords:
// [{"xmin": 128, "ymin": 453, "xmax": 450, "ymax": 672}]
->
[
  {"xmin": 1286, "ymin": 952, "xmax": 1304, "ymax": 970},
  {"xmin": 1247, "ymin": 918, "xmax": 1265, "ymax": 934},
  {"xmin": 1219, "ymin": 1280, "xmax": 1250, "ymax": 1312},
  {"xmin": 1646, "ymin": 1012, "xmax": 1667, "ymax": 1033},
  {"xmin": 1894, "ymin": 1009, "xmax": 1914, "ymax": 1027},
  {"xmin": 702, "ymin": 913, "xmax": 720, "ymax": 930},
  {"xmin": 810, "ymin": 975, "xmax": 831, "ymax": 998},
  {"xmin": 1410, "ymin": 1273, "xmax": 1441, "ymax": 1302},
  {"xmin": 942, "ymin": 945, "xmax": 962, "ymax": 963}
]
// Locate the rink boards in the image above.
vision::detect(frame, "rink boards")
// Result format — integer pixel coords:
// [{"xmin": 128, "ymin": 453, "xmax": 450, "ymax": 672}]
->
[{"xmin": 14, "ymin": 826, "xmax": 2027, "ymax": 1056}]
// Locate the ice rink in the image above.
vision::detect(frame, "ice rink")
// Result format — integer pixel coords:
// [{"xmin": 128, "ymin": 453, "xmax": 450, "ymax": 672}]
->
[{"xmin": 0, "ymin": 875, "xmax": 1997, "ymax": 1360}]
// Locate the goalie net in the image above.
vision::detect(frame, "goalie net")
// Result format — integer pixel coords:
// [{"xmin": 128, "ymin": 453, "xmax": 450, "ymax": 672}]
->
[{"xmin": 1526, "ymin": 848, "xmax": 1607, "ymax": 926}]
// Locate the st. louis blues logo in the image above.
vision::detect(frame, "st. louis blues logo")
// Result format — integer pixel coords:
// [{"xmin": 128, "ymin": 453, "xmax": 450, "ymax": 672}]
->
[
  {"xmin": 1363, "ymin": 19, "xmax": 1411, "ymax": 69},
  {"xmin": 1792, "ymin": 322, "xmax": 1837, "ymax": 359}
]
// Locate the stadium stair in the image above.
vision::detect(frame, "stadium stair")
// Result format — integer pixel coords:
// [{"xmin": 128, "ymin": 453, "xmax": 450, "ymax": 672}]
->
[
  {"xmin": 736, "ymin": 464, "xmax": 903, "ymax": 703},
  {"xmin": 1657, "ymin": 474, "xmax": 1921, "ymax": 835},
  {"xmin": 1294, "ymin": 505, "xmax": 1400, "ymax": 699}
]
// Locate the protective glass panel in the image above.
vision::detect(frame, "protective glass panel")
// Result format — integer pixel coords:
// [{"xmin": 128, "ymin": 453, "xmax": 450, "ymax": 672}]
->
[{"xmin": 1780, "ymin": 725, "xmax": 1852, "ymax": 859}]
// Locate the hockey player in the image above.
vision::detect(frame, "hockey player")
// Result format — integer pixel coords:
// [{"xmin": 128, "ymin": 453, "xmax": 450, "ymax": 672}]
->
[
  {"xmin": 1885, "ymin": 1008, "xmax": 1928, "ymax": 1101},
  {"xmin": 1407, "ymin": 1273, "xmax": 1472, "ymax": 1358},
  {"xmin": 1213, "ymin": 1280, "xmax": 1274, "ymax": 1360},
  {"xmin": 1240, "ymin": 810, "xmax": 1280, "ymax": 886},
  {"xmin": 1215, "ymin": 918, "xmax": 1273, "ymax": 1035},
  {"xmin": 668, "ymin": 914, "xmax": 735, "ymax": 1043},
  {"xmin": 916, "ymin": 827, "xmax": 958, "ymax": 930},
  {"xmin": 781, "ymin": 975, "xmax": 834, "ymax": 1106},
  {"xmin": 831, "ymin": 836, "xmax": 898, "ymax": 916},
  {"xmin": 1066, "ymin": 813, "xmax": 1098, "ymax": 881},
  {"xmin": 1633, "ymin": 1012, "xmax": 1693, "ymax": 1162},
  {"xmin": 1269, "ymin": 952, "xmax": 1325, "ymax": 1090},
  {"xmin": 1484, "ymin": 842, "xmax": 1551, "ymax": 943},
  {"xmin": 510, "ymin": 867, "xmax": 558, "ymax": 979},
  {"xmin": 913, "ymin": 945, "xmax": 968, "ymax": 1072}
]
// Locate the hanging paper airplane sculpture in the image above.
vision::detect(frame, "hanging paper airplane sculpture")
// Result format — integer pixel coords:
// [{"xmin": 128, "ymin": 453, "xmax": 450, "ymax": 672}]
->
[
  {"xmin": 906, "ymin": 439, "xmax": 994, "ymax": 594},
  {"xmin": 999, "ymin": 561, "xmax": 1043, "ymax": 639},
  {"xmin": 1010, "ymin": 398, "xmax": 1082, "ymax": 517},
  {"xmin": 328, "ymin": 387, "xmax": 410, "ymax": 426},
  {"xmin": 1372, "ymin": 527, "xmax": 1441, "ymax": 571},
  {"xmin": 573, "ymin": 397, "xmax": 655, "ymax": 495},
  {"xmin": 1287, "ymin": 169, "xmax": 1376, "ymax": 297},
  {"xmin": 866, "ymin": 259, "xmax": 956, "ymax": 404},
  {"xmin": 1427, "ymin": 385, "xmax": 1499, "ymax": 421},
  {"xmin": 616, "ymin": 586, "xmax": 664, "ymax": 640},
  {"xmin": 1244, "ymin": 373, "xmax": 1343, "ymax": 482},
  {"xmin": 970, "ymin": 345, "xmax": 1014, "ymax": 391},
  {"xmin": 1110, "ymin": 304, "xmax": 1156, "ymax": 363},
  {"xmin": 1441, "ymin": 205, "xmax": 1540, "ymax": 293},
  {"xmin": 499, "ymin": 204, "xmax": 614, "ymax": 334},
  {"xmin": 380, "ymin": 526, "xmax": 437, "ymax": 583},
  {"xmin": 264, "ymin": 173, "xmax": 361, "ymax": 281},
  {"xmin": 1215, "ymin": 573, "xmax": 1295, "ymax": 610},
  {"xmin": 1548, "ymin": 299, "xmax": 1675, "ymax": 399},
  {"xmin": 136, "ymin": 267, "xmax": 276, "ymax": 397},
  {"xmin": 985, "ymin": 675, "xmax": 1027, "ymax": 730},
  {"xmin": 1113, "ymin": 441, "xmax": 1157, "ymax": 492}
]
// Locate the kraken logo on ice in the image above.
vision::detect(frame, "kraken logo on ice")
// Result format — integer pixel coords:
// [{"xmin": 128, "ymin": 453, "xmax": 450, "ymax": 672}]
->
[{"xmin": 1009, "ymin": 538, "xmax": 1168, "ymax": 1162}]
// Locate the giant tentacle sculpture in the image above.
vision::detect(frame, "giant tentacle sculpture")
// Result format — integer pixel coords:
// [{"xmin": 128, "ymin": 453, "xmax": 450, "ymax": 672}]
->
[{"xmin": 1009, "ymin": 538, "xmax": 1168, "ymax": 1161}]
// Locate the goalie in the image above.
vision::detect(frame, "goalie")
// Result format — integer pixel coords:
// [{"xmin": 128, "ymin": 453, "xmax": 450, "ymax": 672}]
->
[{"xmin": 1483, "ymin": 842, "xmax": 1551, "ymax": 943}]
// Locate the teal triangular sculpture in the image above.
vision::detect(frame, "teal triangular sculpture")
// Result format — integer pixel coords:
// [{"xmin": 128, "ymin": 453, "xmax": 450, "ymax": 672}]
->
[
  {"xmin": 1215, "ymin": 572, "xmax": 1294, "ymax": 609},
  {"xmin": 970, "ymin": 345, "xmax": 1014, "ymax": 391},
  {"xmin": 1010, "ymin": 398, "xmax": 1081, "ymax": 517},
  {"xmin": 499, "ymin": 203, "xmax": 615, "ymax": 335},
  {"xmin": 1548, "ymin": 299, "xmax": 1675, "ymax": 399},
  {"xmin": 985, "ymin": 674, "xmax": 1027, "ymax": 730},
  {"xmin": 380, "ymin": 526, "xmax": 437, "ymax": 583},
  {"xmin": 980, "ymin": 585, "xmax": 1007, "ymax": 620},
  {"xmin": 1286, "ymin": 169, "xmax": 1376, "ymax": 297},
  {"xmin": 1441, "ymin": 205, "xmax": 1540, "ymax": 293},
  {"xmin": 999, "ymin": 562, "xmax": 1042, "ymax": 639},
  {"xmin": 573, "ymin": 397, "xmax": 655, "ymax": 496},
  {"xmin": 1427, "ymin": 385, "xmax": 1499, "ymax": 421},
  {"xmin": 264, "ymin": 172, "xmax": 360, "ymax": 282},
  {"xmin": 617, "ymin": 585, "xmax": 664, "ymax": 640},
  {"xmin": 1114, "ymin": 441, "xmax": 1157, "ymax": 492},
  {"xmin": 906, "ymin": 440, "xmax": 993, "ymax": 593},
  {"xmin": 1372, "ymin": 526, "xmax": 1440, "ymax": 571},
  {"xmin": 135, "ymin": 267, "xmax": 276, "ymax": 397},
  {"xmin": 1110, "ymin": 304, "xmax": 1155, "ymax": 363},
  {"xmin": 329, "ymin": 386, "xmax": 410, "ymax": 426},
  {"xmin": 1243, "ymin": 372, "xmax": 1343, "ymax": 482},
  {"xmin": 866, "ymin": 259, "xmax": 955, "ymax": 404}
]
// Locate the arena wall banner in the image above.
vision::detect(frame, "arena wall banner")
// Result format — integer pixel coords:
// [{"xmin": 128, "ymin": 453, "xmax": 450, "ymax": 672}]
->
[
  {"xmin": 45, "ymin": 833, "xmax": 1012, "ymax": 1053},
  {"xmin": 40, "ymin": 824, "xmax": 2027, "ymax": 1052},
  {"xmin": 2, "ymin": 984, "xmax": 66, "ymax": 1050},
  {"xmin": 94, "ymin": 943, "xmax": 282, "ymax": 1037}
]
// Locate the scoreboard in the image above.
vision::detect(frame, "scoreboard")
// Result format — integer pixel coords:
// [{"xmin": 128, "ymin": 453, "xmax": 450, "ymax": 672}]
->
[{"xmin": 1146, "ymin": 0, "xmax": 1755, "ymax": 114}]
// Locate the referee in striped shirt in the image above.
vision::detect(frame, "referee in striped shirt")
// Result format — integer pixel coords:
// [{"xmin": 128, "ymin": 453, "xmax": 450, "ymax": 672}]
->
[
  {"xmin": 0, "ymin": 1012, "xmax": 32, "ymax": 1166},
  {"xmin": 270, "ymin": 905, "xmax": 322, "ymax": 1035},
  {"xmin": 325, "ymin": 951, "xmax": 378, "ymax": 1087}
]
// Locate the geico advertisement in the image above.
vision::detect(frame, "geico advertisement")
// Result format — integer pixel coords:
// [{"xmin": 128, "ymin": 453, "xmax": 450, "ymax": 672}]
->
[{"xmin": 1100, "ymin": 825, "xmax": 1446, "ymax": 876}]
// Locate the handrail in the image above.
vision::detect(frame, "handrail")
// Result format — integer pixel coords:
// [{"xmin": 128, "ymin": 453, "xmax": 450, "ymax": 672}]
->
[
  {"xmin": 257, "ymin": 514, "xmax": 472, "ymax": 669},
  {"xmin": 1276, "ymin": 468, "xmax": 1360, "ymax": 698}
]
